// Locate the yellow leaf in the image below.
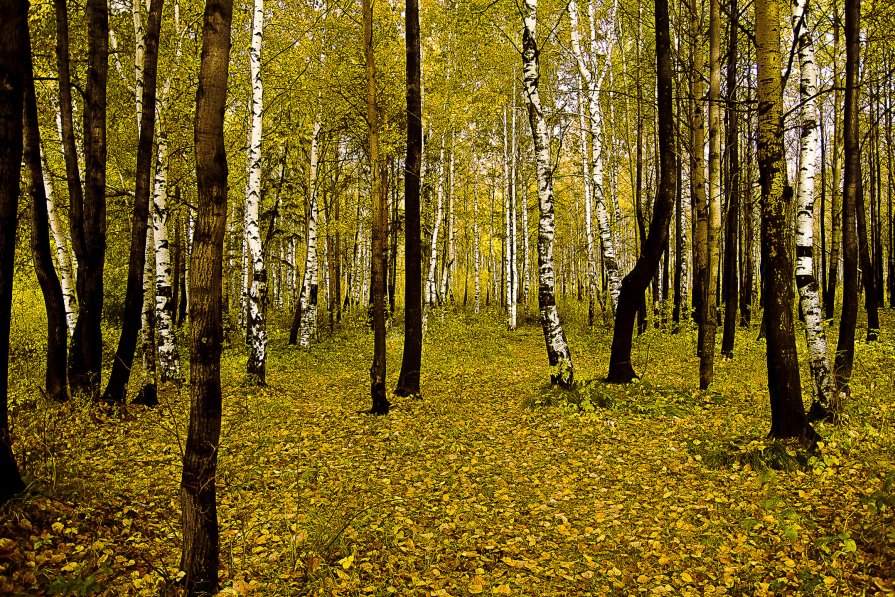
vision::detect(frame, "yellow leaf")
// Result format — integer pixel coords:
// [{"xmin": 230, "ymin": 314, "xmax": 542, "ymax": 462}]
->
[
  {"xmin": 681, "ymin": 572, "xmax": 693, "ymax": 583},
  {"xmin": 637, "ymin": 574, "xmax": 649, "ymax": 584},
  {"xmin": 338, "ymin": 554, "xmax": 354, "ymax": 569},
  {"xmin": 51, "ymin": 522, "xmax": 64, "ymax": 534},
  {"xmin": 492, "ymin": 584, "xmax": 512, "ymax": 595},
  {"xmin": 468, "ymin": 575, "xmax": 485, "ymax": 594}
]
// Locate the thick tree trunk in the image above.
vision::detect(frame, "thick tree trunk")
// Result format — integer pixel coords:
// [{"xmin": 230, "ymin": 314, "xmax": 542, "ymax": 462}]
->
[
  {"xmin": 24, "ymin": 30, "xmax": 69, "ymax": 404},
  {"xmin": 244, "ymin": 0, "xmax": 266, "ymax": 382},
  {"xmin": 720, "ymin": 0, "xmax": 738, "ymax": 358},
  {"xmin": 101, "ymin": 0, "xmax": 164, "ymax": 404},
  {"xmin": 790, "ymin": 0, "xmax": 837, "ymax": 419},
  {"xmin": 755, "ymin": 0, "xmax": 817, "ymax": 442},
  {"xmin": 153, "ymin": 134, "xmax": 181, "ymax": 382},
  {"xmin": 364, "ymin": 0, "xmax": 389, "ymax": 415},
  {"xmin": 607, "ymin": 0, "xmax": 675, "ymax": 383},
  {"xmin": 69, "ymin": 0, "xmax": 110, "ymax": 398},
  {"xmin": 396, "ymin": 0, "xmax": 424, "ymax": 397},
  {"xmin": 179, "ymin": 0, "xmax": 233, "ymax": 589},
  {"xmin": 0, "ymin": 0, "xmax": 28, "ymax": 502},
  {"xmin": 522, "ymin": 0, "xmax": 574, "ymax": 388}
]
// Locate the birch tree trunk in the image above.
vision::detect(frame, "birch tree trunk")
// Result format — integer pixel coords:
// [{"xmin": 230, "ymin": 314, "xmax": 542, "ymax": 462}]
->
[
  {"xmin": 576, "ymin": 83, "xmax": 596, "ymax": 325},
  {"xmin": 153, "ymin": 134, "xmax": 181, "ymax": 382},
  {"xmin": 503, "ymin": 110, "xmax": 516, "ymax": 329},
  {"xmin": 568, "ymin": 0, "xmax": 620, "ymax": 312},
  {"xmin": 298, "ymin": 119, "xmax": 321, "ymax": 348},
  {"xmin": 244, "ymin": 0, "xmax": 266, "ymax": 383},
  {"xmin": 41, "ymin": 151, "xmax": 77, "ymax": 334},
  {"xmin": 473, "ymin": 167, "xmax": 481, "ymax": 313},
  {"xmin": 135, "ymin": 216, "xmax": 158, "ymax": 405},
  {"xmin": 790, "ymin": 0, "xmax": 836, "ymax": 419},
  {"xmin": 522, "ymin": 0, "xmax": 574, "ymax": 388},
  {"xmin": 755, "ymin": 0, "xmax": 817, "ymax": 442},
  {"xmin": 521, "ymin": 180, "xmax": 530, "ymax": 306},
  {"xmin": 426, "ymin": 141, "xmax": 444, "ymax": 307}
]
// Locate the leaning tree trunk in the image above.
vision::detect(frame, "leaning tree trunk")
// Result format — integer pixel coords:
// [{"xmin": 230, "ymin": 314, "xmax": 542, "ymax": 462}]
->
[
  {"xmin": 395, "ymin": 0, "xmax": 424, "ymax": 397},
  {"xmin": 364, "ymin": 0, "xmax": 390, "ymax": 414},
  {"xmin": 606, "ymin": 0, "xmax": 675, "ymax": 383},
  {"xmin": 244, "ymin": 0, "xmax": 266, "ymax": 382},
  {"xmin": 153, "ymin": 134, "xmax": 181, "ymax": 382},
  {"xmin": 53, "ymin": 0, "xmax": 84, "ymax": 340},
  {"xmin": 101, "ymin": 0, "xmax": 164, "ymax": 404},
  {"xmin": 755, "ymin": 0, "xmax": 818, "ymax": 442},
  {"xmin": 179, "ymin": 0, "xmax": 232, "ymax": 590},
  {"xmin": 791, "ymin": 0, "xmax": 837, "ymax": 419},
  {"xmin": 0, "ymin": 0, "xmax": 28, "ymax": 502},
  {"xmin": 298, "ymin": 119, "xmax": 321, "ymax": 348},
  {"xmin": 522, "ymin": 0, "xmax": 574, "ymax": 388},
  {"xmin": 24, "ymin": 30, "xmax": 69, "ymax": 404},
  {"xmin": 69, "ymin": 0, "xmax": 110, "ymax": 398},
  {"xmin": 41, "ymin": 152, "xmax": 77, "ymax": 335}
]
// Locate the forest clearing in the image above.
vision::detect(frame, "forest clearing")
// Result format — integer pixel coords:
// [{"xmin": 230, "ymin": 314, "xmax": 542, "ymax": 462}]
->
[{"xmin": 1, "ymin": 307, "xmax": 894, "ymax": 595}]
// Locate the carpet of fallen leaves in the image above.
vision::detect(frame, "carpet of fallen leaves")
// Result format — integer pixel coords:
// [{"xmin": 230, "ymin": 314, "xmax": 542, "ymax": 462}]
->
[{"xmin": 2, "ymin": 305, "xmax": 895, "ymax": 596}]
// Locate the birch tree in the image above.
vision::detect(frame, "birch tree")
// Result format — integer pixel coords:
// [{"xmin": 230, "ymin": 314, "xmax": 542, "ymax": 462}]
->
[
  {"xmin": 790, "ymin": 0, "xmax": 836, "ymax": 419},
  {"xmin": 298, "ymin": 119, "xmax": 321, "ymax": 348},
  {"xmin": 568, "ymin": 0, "xmax": 621, "ymax": 312},
  {"xmin": 244, "ymin": 0, "xmax": 267, "ymax": 383},
  {"xmin": 41, "ymin": 150, "xmax": 77, "ymax": 334},
  {"xmin": 153, "ymin": 134, "xmax": 181, "ymax": 382},
  {"xmin": 521, "ymin": 0, "xmax": 574, "ymax": 388}
]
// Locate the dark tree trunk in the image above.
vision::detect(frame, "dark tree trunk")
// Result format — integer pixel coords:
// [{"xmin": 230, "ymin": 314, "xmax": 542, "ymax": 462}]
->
[
  {"xmin": 395, "ymin": 0, "xmax": 423, "ymax": 398},
  {"xmin": 607, "ymin": 0, "xmax": 675, "ymax": 383},
  {"xmin": 721, "ymin": 0, "xmax": 739, "ymax": 358},
  {"xmin": 672, "ymin": 86, "xmax": 683, "ymax": 330},
  {"xmin": 740, "ymin": 63, "xmax": 755, "ymax": 327},
  {"xmin": 172, "ymin": 201, "xmax": 182, "ymax": 324},
  {"xmin": 69, "ymin": 0, "xmax": 109, "ymax": 398},
  {"xmin": 635, "ymin": 100, "xmax": 647, "ymax": 336},
  {"xmin": 364, "ymin": 0, "xmax": 389, "ymax": 415},
  {"xmin": 179, "ymin": 0, "xmax": 233, "ymax": 590},
  {"xmin": 755, "ymin": 0, "xmax": 817, "ymax": 443},
  {"xmin": 824, "ymin": 17, "xmax": 843, "ymax": 319},
  {"xmin": 102, "ymin": 0, "xmax": 164, "ymax": 404},
  {"xmin": 0, "ymin": 0, "xmax": 27, "ymax": 503},
  {"xmin": 24, "ymin": 24, "xmax": 68, "ymax": 403},
  {"xmin": 856, "ymin": 155, "xmax": 880, "ymax": 341}
]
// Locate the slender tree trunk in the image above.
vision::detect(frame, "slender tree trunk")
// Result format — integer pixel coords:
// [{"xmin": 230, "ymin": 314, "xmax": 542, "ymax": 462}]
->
[
  {"xmin": 101, "ymin": 0, "xmax": 164, "ymax": 404},
  {"xmin": 244, "ymin": 0, "xmax": 266, "ymax": 382},
  {"xmin": 364, "ymin": 0, "xmax": 389, "ymax": 414},
  {"xmin": 41, "ymin": 152, "xmax": 77, "ymax": 335},
  {"xmin": 426, "ymin": 141, "xmax": 444, "ymax": 307},
  {"xmin": 179, "ymin": 0, "xmax": 233, "ymax": 589},
  {"xmin": 856, "ymin": 137, "xmax": 880, "ymax": 341},
  {"xmin": 68, "ymin": 0, "xmax": 110, "ymax": 397},
  {"xmin": 755, "ymin": 0, "xmax": 818, "ymax": 442},
  {"xmin": 24, "ymin": 30, "xmax": 68, "ymax": 403},
  {"xmin": 689, "ymin": 0, "xmax": 708, "ymax": 336},
  {"xmin": 700, "ymin": 0, "xmax": 721, "ymax": 386},
  {"xmin": 790, "ymin": 0, "xmax": 837, "ymax": 419},
  {"xmin": 825, "ymin": 17, "xmax": 843, "ymax": 318},
  {"xmin": 720, "ymin": 0, "xmax": 738, "ymax": 357},
  {"xmin": 298, "ymin": 119, "xmax": 321, "ymax": 348},
  {"xmin": 134, "ymin": 216, "xmax": 158, "ymax": 406},
  {"xmin": 522, "ymin": 0, "xmax": 574, "ymax": 388},
  {"xmin": 740, "ymin": 62, "xmax": 755, "ymax": 327},
  {"xmin": 153, "ymin": 134, "xmax": 181, "ymax": 382},
  {"xmin": 0, "ymin": 0, "xmax": 26, "ymax": 502},
  {"xmin": 396, "ymin": 0, "xmax": 423, "ymax": 396}
]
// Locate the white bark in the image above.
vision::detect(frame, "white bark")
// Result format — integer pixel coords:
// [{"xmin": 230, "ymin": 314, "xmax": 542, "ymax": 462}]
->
[
  {"xmin": 503, "ymin": 109, "xmax": 516, "ymax": 329},
  {"xmin": 510, "ymin": 102, "xmax": 519, "ymax": 317},
  {"xmin": 152, "ymin": 134, "xmax": 180, "ymax": 381},
  {"xmin": 440, "ymin": 141, "xmax": 455, "ymax": 302},
  {"xmin": 132, "ymin": 0, "xmax": 145, "ymax": 131},
  {"xmin": 245, "ymin": 0, "xmax": 267, "ymax": 375},
  {"xmin": 521, "ymin": 179, "xmax": 530, "ymax": 304},
  {"xmin": 522, "ymin": 0, "xmax": 574, "ymax": 385},
  {"xmin": 473, "ymin": 162, "xmax": 481, "ymax": 314},
  {"xmin": 426, "ymin": 139, "xmax": 445, "ymax": 306},
  {"xmin": 141, "ymin": 214, "xmax": 156, "ymax": 387},
  {"xmin": 299, "ymin": 119, "xmax": 321, "ymax": 348},
  {"xmin": 41, "ymin": 149, "xmax": 77, "ymax": 334},
  {"xmin": 577, "ymin": 83, "xmax": 597, "ymax": 319},
  {"xmin": 568, "ymin": 0, "xmax": 621, "ymax": 312},
  {"xmin": 792, "ymin": 0, "xmax": 836, "ymax": 406}
]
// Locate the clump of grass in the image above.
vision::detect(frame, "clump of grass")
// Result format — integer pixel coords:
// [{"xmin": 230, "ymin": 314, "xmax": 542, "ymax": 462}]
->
[{"xmin": 696, "ymin": 437, "xmax": 814, "ymax": 471}]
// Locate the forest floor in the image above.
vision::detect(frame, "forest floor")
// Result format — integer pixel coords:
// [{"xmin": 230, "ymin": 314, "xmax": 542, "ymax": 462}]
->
[{"xmin": 1, "ymin": 304, "xmax": 895, "ymax": 596}]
